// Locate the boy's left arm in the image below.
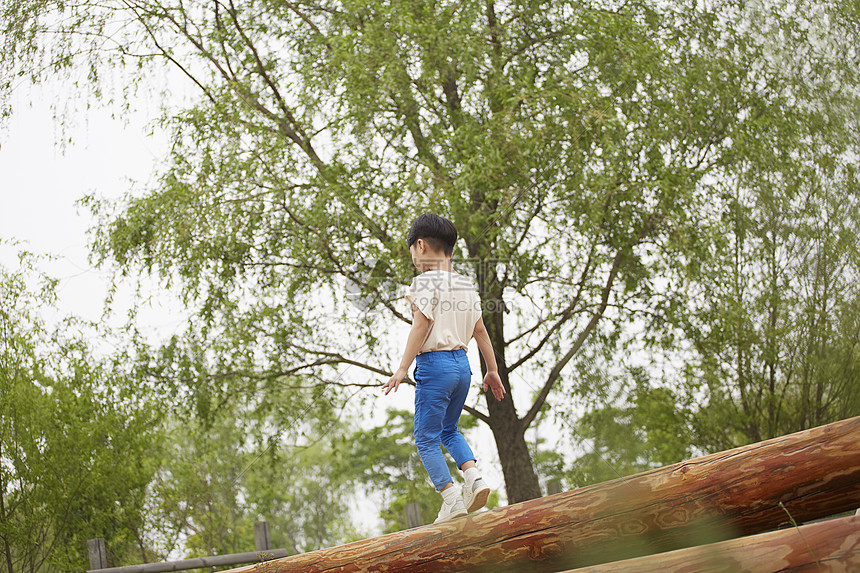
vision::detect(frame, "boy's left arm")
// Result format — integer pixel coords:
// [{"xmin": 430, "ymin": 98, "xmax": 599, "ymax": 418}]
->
[{"xmin": 382, "ymin": 307, "xmax": 431, "ymax": 395}]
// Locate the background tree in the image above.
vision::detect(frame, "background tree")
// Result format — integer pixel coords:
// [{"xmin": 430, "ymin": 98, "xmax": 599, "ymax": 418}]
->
[
  {"xmin": 147, "ymin": 409, "xmax": 364, "ymax": 561},
  {"xmin": 680, "ymin": 120, "xmax": 860, "ymax": 451},
  {"xmin": 0, "ymin": 250, "xmax": 366, "ymax": 572},
  {"xmin": 544, "ymin": 1, "xmax": 860, "ymax": 486},
  {"xmin": 3, "ymin": 0, "xmax": 859, "ymax": 505},
  {"xmin": 125, "ymin": 322, "xmax": 369, "ymax": 561},
  {"xmin": 0, "ymin": 253, "xmax": 160, "ymax": 572}
]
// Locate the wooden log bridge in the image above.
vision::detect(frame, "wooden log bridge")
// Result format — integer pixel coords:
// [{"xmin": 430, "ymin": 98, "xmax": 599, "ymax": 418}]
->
[
  {"xmin": 562, "ymin": 514, "xmax": 860, "ymax": 572},
  {"xmin": 227, "ymin": 416, "xmax": 860, "ymax": 572}
]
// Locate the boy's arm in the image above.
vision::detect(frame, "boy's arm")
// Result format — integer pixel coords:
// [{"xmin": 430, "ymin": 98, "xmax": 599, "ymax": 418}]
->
[
  {"xmin": 382, "ymin": 307, "xmax": 431, "ymax": 395},
  {"xmin": 473, "ymin": 317, "xmax": 506, "ymax": 401}
]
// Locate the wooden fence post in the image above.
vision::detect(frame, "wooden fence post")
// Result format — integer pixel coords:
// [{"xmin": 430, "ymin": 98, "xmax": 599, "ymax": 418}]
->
[
  {"xmin": 254, "ymin": 521, "xmax": 272, "ymax": 551},
  {"xmin": 405, "ymin": 503, "xmax": 422, "ymax": 529},
  {"xmin": 547, "ymin": 479, "xmax": 562, "ymax": 496},
  {"xmin": 87, "ymin": 538, "xmax": 108, "ymax": 569}
]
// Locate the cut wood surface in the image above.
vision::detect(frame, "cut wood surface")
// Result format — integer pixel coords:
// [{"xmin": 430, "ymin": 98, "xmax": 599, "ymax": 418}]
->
[
  {"xmin": 225, "ymin": 416, "xmax": 860, "ymax": 573},
  {"xmin": 561, "ymin": 514, "xmax": 860, "ymax": 573}
]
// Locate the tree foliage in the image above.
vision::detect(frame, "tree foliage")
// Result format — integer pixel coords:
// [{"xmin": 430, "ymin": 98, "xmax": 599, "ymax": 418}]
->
[
  {"xmin": 146, "ymin": 408, "xmax": 364, "ymax": 562},
  {"xmin": 2, "ymin": 0, "xmax": 859, "ymax": 506},
  {"xmin": 0, "ymin": 253, "xmax": 160, "ymax": 572},
  {"xmin": 0, "ymin": 250, "xmax": 369, "ymax": 571},
  {"xmin": 680, "ymin": 133, "xmax": 860, "ymax": 449}
]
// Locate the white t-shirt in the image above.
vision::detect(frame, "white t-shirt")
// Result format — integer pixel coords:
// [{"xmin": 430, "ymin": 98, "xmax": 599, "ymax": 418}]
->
[{"xmin": 405, "ymin": 270, "xmax": 482, "ymax": 353}]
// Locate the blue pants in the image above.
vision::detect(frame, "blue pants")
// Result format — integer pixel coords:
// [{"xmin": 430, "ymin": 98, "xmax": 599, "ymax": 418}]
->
[{"xmin": 413, "ymin": 349, "xmax": 476, "ymax": 491}]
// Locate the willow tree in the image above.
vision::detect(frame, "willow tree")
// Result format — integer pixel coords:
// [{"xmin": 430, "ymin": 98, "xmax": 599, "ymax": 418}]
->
[{"xmin": 3, "ymin": 0, "xmax": 857, "ymax": 502}]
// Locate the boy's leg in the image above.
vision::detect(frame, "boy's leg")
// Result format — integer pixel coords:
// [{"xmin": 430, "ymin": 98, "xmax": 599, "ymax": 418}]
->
[
  {"xmin": 439, "ymin": 350, "xmax": 489, "ymax": 512},
  {"xmin": 415, "ymin": 383, "xmax": 469, "ymax": 522},
  {"xmin": 414, "ymin": 355, "xmax": 456, "ymax": 492},
  {"xmin": 439, "ymin": 352, "xmax": 476, "ymax": 468},
  {"xmin": 460, "ymin": 459, "xmax": 481, "ymax": 488},
  {"xmin": 459, "ymin": 459, "xmax": 490, "ymax": 512},
  {"xmin": 415, "ymin": 352, "xmax": 469, "ymax": 522},
  {"xmin": 414, "ymin": 386, "xmax": 455, "ymax": 491}
]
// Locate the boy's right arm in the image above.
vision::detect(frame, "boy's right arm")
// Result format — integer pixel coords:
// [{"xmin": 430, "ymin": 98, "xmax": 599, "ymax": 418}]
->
[
  {"xmin": 382, "ymin": 306, "xmax": 431, "ymax": 396},
  {"xmin": 472, "ymin": 317, "xmax": 506, "ymax": 401}
]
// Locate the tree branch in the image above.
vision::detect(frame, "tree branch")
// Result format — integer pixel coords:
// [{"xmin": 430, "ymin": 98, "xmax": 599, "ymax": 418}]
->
[
  {"xmin": 391, "ymin": 89, "xmax": 445, "ymax": 176},
  {"xmin": 520, "ymin": 246, "xmax": 624, "ymax": 431},
  {"xmin": 226, "ymin": 0, "xmax": 325, "ymax": 169},
  {"xmin": 121, "ymin": 0, "xmax": 219, "ymax": 105},
  {"xmin": 521, "ymin": 211, "xmax": 665, "ymax": 430},
  {"xmin": 507, "ymin": 245, "xmax": 596, "ymax": 370},
  {"xmin": 463, "ymin": 404, "xmax": 491, "ymax": 424}
]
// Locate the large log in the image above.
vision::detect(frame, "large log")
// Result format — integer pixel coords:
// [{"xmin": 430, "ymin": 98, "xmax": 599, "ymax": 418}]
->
[
  {"xmin": 561, "ymin": 514, "xmax": 860, "ymax": 573},
  {"xmin": 227, "ymin": 416, "xmax": 860, "ymax": 573}
]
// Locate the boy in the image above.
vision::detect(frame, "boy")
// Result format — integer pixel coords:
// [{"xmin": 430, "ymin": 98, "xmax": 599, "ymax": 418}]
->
[{"xmin": 382, "ymin": 213, "xmax": 506, "ymax": 523}]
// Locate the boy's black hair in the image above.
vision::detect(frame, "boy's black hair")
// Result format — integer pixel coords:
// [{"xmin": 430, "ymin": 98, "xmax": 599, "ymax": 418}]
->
[{"xmin": 407, "ymin": 213, "xmax": 458, "ymax": 256}]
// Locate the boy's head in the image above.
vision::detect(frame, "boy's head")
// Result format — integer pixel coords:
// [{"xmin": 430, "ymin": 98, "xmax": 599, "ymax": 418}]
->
[{"xmin": 407, "ymin": 213, "xmax": 457, "ymax": 259}]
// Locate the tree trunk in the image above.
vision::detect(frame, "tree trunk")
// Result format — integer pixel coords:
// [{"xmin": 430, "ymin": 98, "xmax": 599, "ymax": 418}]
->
[
  {"xmin": 561, "ymin": 514, "xmax": 860, "ymax": 573},
  {"xmin": 0, "ymin": 442, "xmax": 14, "ymax": 573},
  {"xmin": 223, "ymin": 415, "xmax": 860, "ymax": 573},
  {"xmin": 475, "ymin": 257, "xmax": 541, "ymax": 503},
  {"xmin": 483, "ymin": 311, "xmax": 541, "ymax": 503}
]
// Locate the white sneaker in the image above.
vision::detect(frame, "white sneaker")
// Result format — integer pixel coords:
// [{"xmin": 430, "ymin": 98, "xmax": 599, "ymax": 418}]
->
[
  {"xmin": 463, "ymin": 478, "xmax": 491, "ymax": 513},
  {"xmin": 434, "ymin": 497, "xmax": 468, "ymax": 523}
]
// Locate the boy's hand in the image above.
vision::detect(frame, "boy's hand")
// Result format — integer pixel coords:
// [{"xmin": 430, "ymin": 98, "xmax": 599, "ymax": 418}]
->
[
  {"xmin": 482, "ymin": 371, "xmax": 506, "ymax": 401},
  {"xmin": 382, "ymin": 367, "xmax": 408, "ymax": 396}
]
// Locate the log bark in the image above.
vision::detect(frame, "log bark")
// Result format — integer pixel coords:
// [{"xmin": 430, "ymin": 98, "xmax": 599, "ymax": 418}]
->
[
  {"xmin": 561, "ymin": 514, "xmax": 860, "ymax": 573},
  {"xmin": 226, "ymin": 416, "xmax": 860, "ymax": 573}
]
